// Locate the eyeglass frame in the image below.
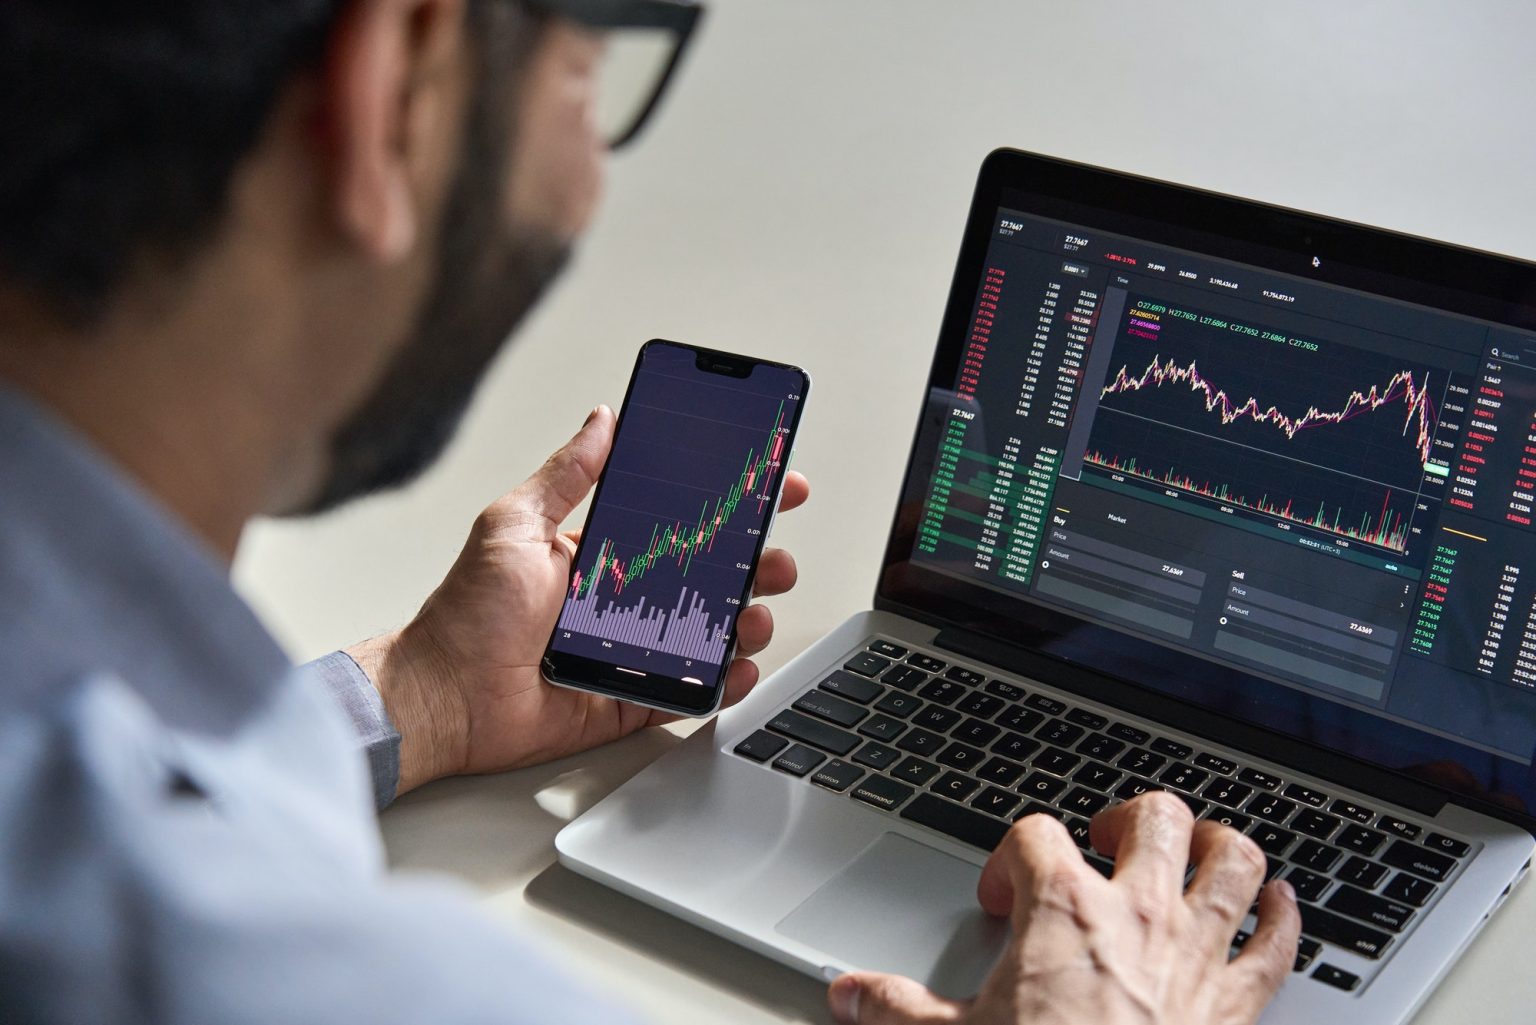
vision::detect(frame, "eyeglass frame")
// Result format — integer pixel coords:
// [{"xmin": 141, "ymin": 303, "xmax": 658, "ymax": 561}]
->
[{"xmin": 519, "ymin": 0, "xmax": 705, "ymax": 150}]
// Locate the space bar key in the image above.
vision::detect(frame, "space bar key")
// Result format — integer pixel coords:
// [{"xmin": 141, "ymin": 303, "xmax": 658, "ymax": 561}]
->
[{"xmin": 901, "ymin": 793, "xmax": 1011, "ymax": 852}]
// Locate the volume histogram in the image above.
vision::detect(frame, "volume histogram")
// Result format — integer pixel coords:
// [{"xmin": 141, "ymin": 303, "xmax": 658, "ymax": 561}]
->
[{"xmin": 549, "ymin": 343, "xmax": 804, "ymax": 681}]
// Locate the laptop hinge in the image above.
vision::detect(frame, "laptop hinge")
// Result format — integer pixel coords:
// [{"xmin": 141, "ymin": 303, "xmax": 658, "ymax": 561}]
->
[{"xmin": 932, "ymin": 626, "xmax": 1449, "ymax": 818}]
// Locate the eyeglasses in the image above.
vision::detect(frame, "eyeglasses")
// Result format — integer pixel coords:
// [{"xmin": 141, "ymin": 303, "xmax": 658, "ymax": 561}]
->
[{"xmin": 522, "ymin": 0, "xmax": 705, "ymax": 150}]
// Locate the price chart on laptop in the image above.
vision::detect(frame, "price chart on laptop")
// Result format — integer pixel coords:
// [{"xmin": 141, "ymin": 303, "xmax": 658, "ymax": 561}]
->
[{"xmin": 551, "ymin": 343, "xmax": 803, "ymax": 682}]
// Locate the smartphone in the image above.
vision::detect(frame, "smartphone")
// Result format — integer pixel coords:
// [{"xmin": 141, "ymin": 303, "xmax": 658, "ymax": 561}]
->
[{"xmin": 541, "ymin": 339, "xmax": 810, "ymax": 716}]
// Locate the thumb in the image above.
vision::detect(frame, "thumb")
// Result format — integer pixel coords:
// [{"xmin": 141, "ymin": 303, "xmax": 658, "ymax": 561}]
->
[
  {"xmin": 828, "ymin": 972, "xmax": 966, "ymax": 1025},
  {"xmin": 498, "ymin": 405, "xmax": 615, "ymax": 538}
]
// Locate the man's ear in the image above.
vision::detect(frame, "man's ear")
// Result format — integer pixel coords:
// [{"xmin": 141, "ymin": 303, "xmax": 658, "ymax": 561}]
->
[{"xmin": 321, "ymin": 0, "xmax": 468, "ymax": 263}]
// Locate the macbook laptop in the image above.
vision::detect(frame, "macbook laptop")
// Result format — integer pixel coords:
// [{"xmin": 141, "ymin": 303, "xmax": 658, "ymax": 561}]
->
[{"xmin": 557, "ymin": 149, "xmax": 1536, "ymax": 1022}]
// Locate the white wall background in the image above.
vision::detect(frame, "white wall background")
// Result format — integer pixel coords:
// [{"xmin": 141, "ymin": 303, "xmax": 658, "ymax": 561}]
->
[{"xmin": 235, "ymin": 0, "xmax": 1536, "ymax": 680}]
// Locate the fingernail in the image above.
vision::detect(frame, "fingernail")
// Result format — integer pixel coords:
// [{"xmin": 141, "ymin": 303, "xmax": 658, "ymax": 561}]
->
[
  {"xmin": 828, "ymin": 976, "xmax": 860, "ymax": 1024},
  {"xmin": 1276, "ymin": 879, "xmax": 1296, "ymax": 901},
  {"xmin": 583, "ymin": 405, "xmax": 603, "ymax": 426}
]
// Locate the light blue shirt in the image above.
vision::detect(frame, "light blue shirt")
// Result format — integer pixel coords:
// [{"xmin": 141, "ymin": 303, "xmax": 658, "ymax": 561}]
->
[{"xmin": 0, "ymin": 388, "xmax": 633, "ymax": 1024}]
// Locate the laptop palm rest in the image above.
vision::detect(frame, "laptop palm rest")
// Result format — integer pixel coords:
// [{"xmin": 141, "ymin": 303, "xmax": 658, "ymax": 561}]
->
[{"xmin": 775, "ymin": 832, "xmax": 1006, "ymax": 999}]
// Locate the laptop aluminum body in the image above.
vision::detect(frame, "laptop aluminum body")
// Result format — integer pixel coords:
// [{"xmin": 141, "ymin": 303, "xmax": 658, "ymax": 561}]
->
[{"xmin": 559, "ymin": 150, "xmax": 1536, "ymax": 1023}]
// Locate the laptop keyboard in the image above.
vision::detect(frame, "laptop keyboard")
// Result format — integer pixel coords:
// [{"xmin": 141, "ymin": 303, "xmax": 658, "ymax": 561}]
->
[{"xmin": 730, "ymin": 638, "xmax": 1479, "ymax": 995}]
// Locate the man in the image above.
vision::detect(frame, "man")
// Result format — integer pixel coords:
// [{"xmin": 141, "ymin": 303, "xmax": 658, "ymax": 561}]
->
[{"xmin": 0, "ymin": 1, "xmax": 1300, "ymax": 1023}]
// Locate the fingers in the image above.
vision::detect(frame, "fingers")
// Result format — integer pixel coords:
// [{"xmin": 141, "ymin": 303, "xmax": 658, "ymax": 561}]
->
[
  {"xmin": 778, "ymin": 471, "xmax": 810, "ymax": 514},
  {"xmin": 976, "ymin": 813, "xmax": 1094, "ymax": 924},
  {"xmin": 494, "ymin": 406, "xmax": 615, "ymax": 538},
  {"xmin": 717, "ymin": 657, "xmax": 760, "ymax": 710},
  {"xmin": 735, "ymin": 604, "xmax": 774, "ymax": 658},
  {"xmin": 1184, "ymin": 820, "xmax": 1268, "ymax": 949},
  {"xmin": 1225, "ymin": 880, "xmax": 1301, "ymax": 1018},
  {"xmin": 752, "ymin": 548, "xmax": 798, "ymax": 597},
  {"xmin": 1088, "ymin": 791, "xmax": 1194, "ymax": 902},
  {"xmin": 828, "ymin": 972, "xmax": 965, "ymax": 1025}
]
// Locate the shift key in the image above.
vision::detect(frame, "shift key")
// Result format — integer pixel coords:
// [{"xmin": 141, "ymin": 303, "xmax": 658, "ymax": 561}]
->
[
  {"xmin": 767, "ymin": 709, "xmax": 859, "ymax": 756},
  {"xmin": 1299, "ymin": 904, "xmax": 1393, "ymax": 959}
]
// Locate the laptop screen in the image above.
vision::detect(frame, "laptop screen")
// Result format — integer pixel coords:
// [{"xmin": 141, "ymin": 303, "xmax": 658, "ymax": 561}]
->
[{"xmin": 881, "ymin": 150, "xmax": 1536, "ymax": 825}]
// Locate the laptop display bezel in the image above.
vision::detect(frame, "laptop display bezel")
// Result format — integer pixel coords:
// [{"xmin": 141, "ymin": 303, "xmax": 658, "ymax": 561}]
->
[{"xmin": 876, "ymin": 148, "xmax": 1536, "ymax": 835}]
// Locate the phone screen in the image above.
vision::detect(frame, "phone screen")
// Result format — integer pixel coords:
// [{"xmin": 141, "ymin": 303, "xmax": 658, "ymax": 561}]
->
[{"xmin": 543, "ymin": 340, "xmax": 808, "ymax": 713}]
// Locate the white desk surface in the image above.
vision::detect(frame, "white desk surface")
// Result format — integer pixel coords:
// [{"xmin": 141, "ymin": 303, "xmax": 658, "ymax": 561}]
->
[{"xmin": 234, "ymin": 2, "xmax": 1536, "ymax": 1021}]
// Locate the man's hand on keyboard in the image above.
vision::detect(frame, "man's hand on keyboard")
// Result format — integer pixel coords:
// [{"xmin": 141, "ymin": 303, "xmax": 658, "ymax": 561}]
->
[
  {"xmin": 347, "ymin": 405, "xmax": 810, "ymax": 794},
  {"xmin": 828, "ymin": 791, "xmax": 1301, "ymax": 1025}
]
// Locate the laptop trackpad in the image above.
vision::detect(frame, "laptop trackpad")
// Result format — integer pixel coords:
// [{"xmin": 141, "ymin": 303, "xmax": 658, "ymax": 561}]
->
[{"xmin": 775, "ymin": 833, "xmax": 1007, "ymax": 999}]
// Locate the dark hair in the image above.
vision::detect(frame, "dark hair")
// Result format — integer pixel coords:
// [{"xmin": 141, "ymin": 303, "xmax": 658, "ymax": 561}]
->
[{"xmin": 0, "ymin": 3, "xmax": 346, "ymax": 323}]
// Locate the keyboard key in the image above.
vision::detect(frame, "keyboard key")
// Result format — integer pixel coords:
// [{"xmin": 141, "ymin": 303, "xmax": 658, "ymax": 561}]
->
[
  {"xmin": 1194, "ymin": 752, "xmax": 1238, "ymax": 775},
  {"xmin": 1037, "ymin": 718, "xmax": 1085, "ymax": 747},
  {"xmin": 1205, "ymin": 810, "xmax": 1252, "ymax": 833},
  {"xmin": 1326, "ymin": 885, "xmax": 1414, "ymax": 932},
  {"xmin": 936, "ymin": 742, "xmax": 986, "ymax": 772},
  {"xmin": 970, "ymin": 786, "xmax": 1021, "ymax": 819},
  {"xmin": 1238, "ymin": 767, "xmax": 1282, "ymax": 791},
  {"xmin": 1298, "ymin": 937, "xmax": 1322, "ymax": 961},
  {"xmin": 1066, "ymin": 708, "xmax": 1109, "ymax": 730},
  {"xmin": 996, "ymin": 705, "xmax": 1046, "ymax": 733},
  {"xmin": 851, "ymin": 775, "xmax": 914, "ymax": 811},
  {"xmin": 985, "ymin": 679, "xmax": 1027, "ymax": 702},
  {"xmin": 733, "ymin": 730, "xmax": 789, "ymax": 762},
  {"xmin": 1086, "ymin": 854, "xmax": 1116, "ymax": 878},
  {"xmin": 917, "ymin": 678, "xmax": 965, "ymax": 705},
  {"xmin": 912, "ymin": 706, "xmax": 961, "ymax": 733},
  {"xmin": 1071, "ymin": 761, "xmax": 1121, "ymax": 791},
  {"xmin": 1284, "ymin": 783, "xmax": 1328, "ymax": 807},
  {"xmin": 1380, "ymin": 817, "xmax": 1421, "ymax": 841},
  {"xmin": 952, "ymin": 717, "xmax": 1001, "ymax": 747},
  {"xmin": 881, "ymin": 665, "xmax": 928, "ymax": 692},
  {"xmin": 857, "ymin": 713, "xmax": 907, "ymax": 742},
  {"xmin": 1299, "ymin": 904, "xmax": 1393, "ymax": 959},
  {"xmin": 767, "ymin": 710, "xmax": 859, "ymax": 756},
  {"xmin": 844, "ymin": 652, "xmax": 892, "ymax": 677},
  {"xmin": 1159, "ymin": 763, "xmax": 1209, "ymax": 793},
  {"xmin": 1076, "ymin": 732, "xmax": 1126, "ymax": 761},
  {"xmin": 1425, "ymin": 833, "xmax": 1471, "ymax": 858},
  {"xmin": 1107, "ymin": 722, "xmax": 1151, "ymax": 745},
  {"xmin": 810, "ymin": 759, "xmax": 864, "ymax": 792},
  {"xmin": 1286, "ymin": 867, "xmax": 1331, "ymax": 903},
  {"xmin": 901, "ymin": 793, "xmax": 1008, "ymax": 851},
  {"xmin": 1116, "ymin": 748, "xmax": 1166, "ymax": 776},
  {"xmin": 1023, "ymin": 693, "xmax": 1069, "ymax": 716},
  {"xmin": 1033, "ymin": 746, "xmax": 1081, "ymax": 776},
  {"xmin": 933, "ymin": 772, "xmax": 981, "ymax": 802},
  {"xmin": 874, "ymin": 690, "xmax": 922, "ymax": 719},
  {"xmin": 906, "ymin": 654, "xmax": 946, "ymax": 673},
  {"xmin": 1178, "ymin": 795, "xmax": 1211, "ymax": 818},
  {"xmin": 1266, "ymin": 856, "xmax": 1286, "ymax": 881},
  {"xmin": 895, "ymin": 727, "xmax": 946, "ymax": 758},
  {"xmin": 891, "ymin": 756, "xmax": 940, "ymax": 787},
  {"xmin": 1336, "ymin": 856, "xmax": 1388, "ymax": 890},
  {"xmin": 1151, "ymin": 737, "xmax": 1193, "ymax": 760},
  {"xmin": 773, "ymin": 744, "xmax": 826, "ymax": 777},
  {"xmin": 1294, "ymin": 840, "xmax": 1342, "ymax": 873},
  {"xmin": 978, "ymin": 756, "xmax": 1027, "ymax": 788},
  {"xmin": 820, "ymin": 670, "xmax": 882, "ymax": 704},
  {"xmin": 1312, "ymin": 963, "xmax": 1360, "ymax": 991},
  {"xmin": 1250, "ymin": 824, "xmax": 1298, "ymax": 857},
  {"xmin": 1338, "ymin": 825, "xmax": 1387, "ymax": 856},
  {"xmin": 1015, "ymin": 801, "xmax": 1064, "ymax": 823},
  {"xmin": 1061, "ymin": 787, "xmax": 1110, "ymax": 817},
  {"xmin": 945, "ymin": 665, "xmax": 986, "ymax": 686},
  {"xmin": 793, "ymin": 689, "xmax": 868, "ymax": 728},
  {"xmin": 853, "ymin": 741, "xmax": 901, "ymax": 771},
  {"xmin": 1382, "ymin": 839, "xmax": 1456, "ymax": 882},
  {"xmin": 1204, "ymin": 779, "xmax": 1253, "ymax": 809},
  {"xmin": 990, "ymin": 731, "xmax": 1040, "ymax": 763},
  {"xmin": 1065, "ymin": 816, "xmax": 1094, "ymax": 849},
  {"xmin": 956, "ymin": 692, "xmax": 1005, "ymax": 719},
  {"xmin": 1019, "ymin": 772, "xmax": 1067, "ymax": 802},
  {"xmin": 867, "ymin": 640, "xmax": 908, "ymax": 659},
  {"xmin": 1249, "ymin": 795, "xmax": 1297, "ymax": 824},
  {"xmin": 1290, "ymin": 810, "xmax": 1342, "ymax": 841},
  {"xmin": 1383, "ymin": 872, "xmax": 1436, "ymax": 907},
  {"xmin": 1114, "ymin": 777, "xmax": 1157, "ymax": 801},
  {"xmin": 1330, "ymin": 799, "xmax": 1375, "ymax": 824}
]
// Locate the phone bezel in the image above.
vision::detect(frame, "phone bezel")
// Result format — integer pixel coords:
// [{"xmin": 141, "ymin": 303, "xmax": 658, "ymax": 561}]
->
[{"xmin": 540, "ymin": 338, "xmax": 810, "ymax": 716}]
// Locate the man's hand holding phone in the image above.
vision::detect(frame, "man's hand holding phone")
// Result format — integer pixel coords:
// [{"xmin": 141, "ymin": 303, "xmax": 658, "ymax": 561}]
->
[{"xmin": 347, "ymin": 403, "xmax": 810, "ymax": 796}]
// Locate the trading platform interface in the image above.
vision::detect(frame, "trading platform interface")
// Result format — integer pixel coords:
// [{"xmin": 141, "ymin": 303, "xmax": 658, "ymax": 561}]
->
[
  {"xmin": 551, "ymin": 344, "xmax": 803, "ymax": 683},
  {"xmin": 913, "ymin": 209, "xmax": 1536, "ymax": 762}
]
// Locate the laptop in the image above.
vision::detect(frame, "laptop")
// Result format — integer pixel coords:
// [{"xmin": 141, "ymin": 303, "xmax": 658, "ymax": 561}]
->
[{"xmin": 557, "ymin": 149, "xmax": 1536, "ymax": 1021}]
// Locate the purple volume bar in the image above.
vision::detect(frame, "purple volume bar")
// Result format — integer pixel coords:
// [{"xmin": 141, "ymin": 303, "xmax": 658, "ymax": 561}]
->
[{"xmin": 557, "ymin": 584, "xmax": 731, "ymax": 666}]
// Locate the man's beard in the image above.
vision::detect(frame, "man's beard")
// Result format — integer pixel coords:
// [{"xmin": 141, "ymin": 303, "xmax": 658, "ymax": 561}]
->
[{"xmin": 298, "ymin": 69, "xmax": 568, "ymax": 514}]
